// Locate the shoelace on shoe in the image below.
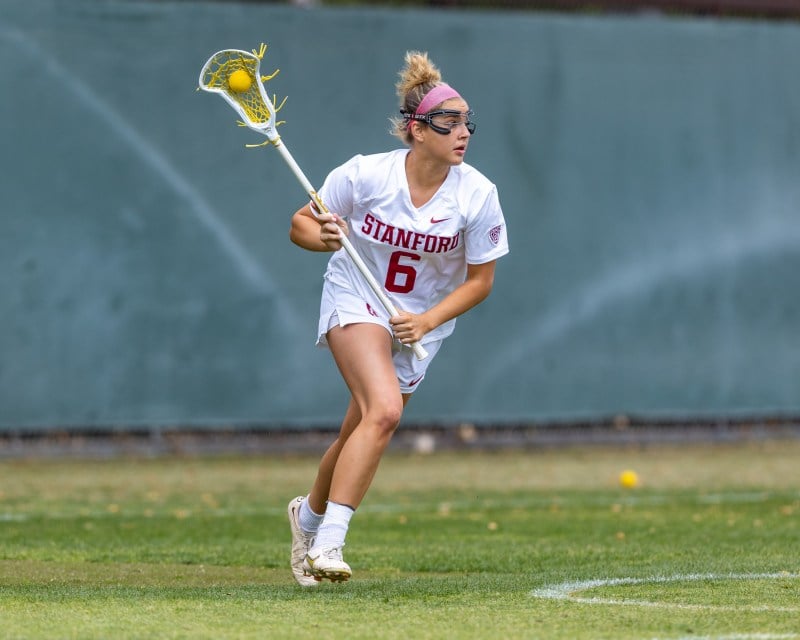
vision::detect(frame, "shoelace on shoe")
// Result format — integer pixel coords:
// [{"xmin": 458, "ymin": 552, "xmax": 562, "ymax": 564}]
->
[{"xmin": 319, "ymin": 545, "xmax": 344, "ymax": 561}]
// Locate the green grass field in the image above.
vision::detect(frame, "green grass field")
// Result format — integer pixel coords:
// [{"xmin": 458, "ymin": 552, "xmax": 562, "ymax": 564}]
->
[{"xmin": 1, "ymin": 439, "xmax": 799, "ymax": 639}]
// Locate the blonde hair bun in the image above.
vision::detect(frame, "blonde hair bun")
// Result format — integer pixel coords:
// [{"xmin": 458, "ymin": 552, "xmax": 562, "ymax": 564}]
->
[{"xmin": 390, "ymin": 51, "xmax": 448, "ymax": 143}]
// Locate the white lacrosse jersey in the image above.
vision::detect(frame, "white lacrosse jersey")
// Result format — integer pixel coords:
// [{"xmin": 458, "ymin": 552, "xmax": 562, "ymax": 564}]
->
[{"xmin": 316, "ymin": 149, "xmax": 509, "ymax": 344}]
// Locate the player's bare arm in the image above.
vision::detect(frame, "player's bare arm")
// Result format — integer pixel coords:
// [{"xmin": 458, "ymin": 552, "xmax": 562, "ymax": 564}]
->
[
  {"xmin": 390, "ymin": 260, "xmax": 497, "ymax": 344},
  {"xmin": 289, "ymin": 204, "xmax": 348, "ymax": 252}
]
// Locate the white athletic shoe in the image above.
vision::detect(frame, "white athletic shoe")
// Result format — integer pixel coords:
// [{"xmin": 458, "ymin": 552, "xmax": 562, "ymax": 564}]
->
[
  {"xmin": 303, "ymin": 545, "xmax": 352, "ymax": 583},
  {"xmin": 287, "ymin": 496, "xmax": 319, "ymax": 587}
]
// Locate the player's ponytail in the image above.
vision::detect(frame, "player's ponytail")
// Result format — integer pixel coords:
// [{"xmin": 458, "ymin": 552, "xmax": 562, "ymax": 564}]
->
[{"xmin": 390, "ymin": 51, "xmax": 444, "ymax": 143}]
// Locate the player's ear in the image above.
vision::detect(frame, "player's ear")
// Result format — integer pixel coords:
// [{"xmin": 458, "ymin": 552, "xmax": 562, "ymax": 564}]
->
[{"xmin": 411, "ymin": 120, "xmax": 425, "ymax": 143}]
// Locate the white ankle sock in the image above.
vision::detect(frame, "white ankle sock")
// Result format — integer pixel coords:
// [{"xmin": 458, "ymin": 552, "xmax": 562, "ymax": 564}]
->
[
  {"xmin": 311, "ymin": 501, "xmax": 355, "ymax": 551},
  {"xmin": 299, "ymin": 496, "xmax": 324, "ymax": 534}
]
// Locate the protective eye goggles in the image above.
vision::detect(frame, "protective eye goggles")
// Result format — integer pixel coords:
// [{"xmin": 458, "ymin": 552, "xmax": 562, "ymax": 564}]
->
[{"xmin": 403, "ymin": 109, "xmax": 477, "ymax": 135}]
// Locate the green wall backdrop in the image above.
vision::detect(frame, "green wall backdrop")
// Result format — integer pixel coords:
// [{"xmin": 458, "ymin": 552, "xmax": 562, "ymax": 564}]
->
[{"xmin": 1, "ymin": 0, "xmax": 798, "ymax": 430}]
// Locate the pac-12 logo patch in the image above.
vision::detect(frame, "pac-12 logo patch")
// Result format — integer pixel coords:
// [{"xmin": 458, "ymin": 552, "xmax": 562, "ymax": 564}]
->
[{"xmin": 488, "ymin": 225, "xmax": 503, "ymax": 245}]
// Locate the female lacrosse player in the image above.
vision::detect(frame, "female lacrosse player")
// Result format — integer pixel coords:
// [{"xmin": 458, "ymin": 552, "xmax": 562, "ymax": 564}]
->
[{"xmin": 286, "ymin": 51, "xmax": 509, "ymax": 585}]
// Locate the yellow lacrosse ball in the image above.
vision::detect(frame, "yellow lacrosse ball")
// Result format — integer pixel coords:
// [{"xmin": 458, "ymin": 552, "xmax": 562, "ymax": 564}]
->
[
  {"xmin": 619, "ymin": 470, "xmax": 640, "ymax": 489},
  {"xmin": 228, "ymin": 69, "xmax": 252, "ymax": 93}
]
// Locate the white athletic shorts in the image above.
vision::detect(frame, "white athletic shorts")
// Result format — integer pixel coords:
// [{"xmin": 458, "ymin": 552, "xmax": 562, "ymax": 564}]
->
[{"xmin": 316, "ymin": 278, "xmax": 442, "ymax": 394}]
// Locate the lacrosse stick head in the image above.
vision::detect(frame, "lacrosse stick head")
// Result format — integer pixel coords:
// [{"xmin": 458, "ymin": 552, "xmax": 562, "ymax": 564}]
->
[{"xmin": 199, "ymin": 45, "xmax": 282, "ymax": 142}]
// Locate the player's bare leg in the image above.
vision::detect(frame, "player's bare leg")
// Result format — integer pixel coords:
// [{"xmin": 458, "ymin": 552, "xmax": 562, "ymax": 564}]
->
[
  {"xmin": 325, "ymin": 322, "xmax": 408, "ymax": 508},
  {"xmin": 305, "ymin": 398, "xmax": 362, "ymax": 516},
  {"xmin": 303, "ymin": 322, "xmax": 408, "ymax": 582}
]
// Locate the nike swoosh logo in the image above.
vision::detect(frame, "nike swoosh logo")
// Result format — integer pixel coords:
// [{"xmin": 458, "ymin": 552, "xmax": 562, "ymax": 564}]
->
[
  {"xmin": 430, "ymin": 217, "xmax": 451, "ymax": 224},
  {"xmin": 408, "ymin": 374, "xmax": 425, "ymax": 387}
]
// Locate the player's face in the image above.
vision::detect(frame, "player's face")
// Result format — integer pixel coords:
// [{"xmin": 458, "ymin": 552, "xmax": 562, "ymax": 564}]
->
[{"xmin": 424, "ymin": 98, "xmax": 473, "ymax": 165}]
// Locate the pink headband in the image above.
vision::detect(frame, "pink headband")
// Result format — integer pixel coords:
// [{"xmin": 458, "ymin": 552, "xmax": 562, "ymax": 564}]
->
[{"xmin": 406, "ymin": 84, "xmax": 462, "ymax": 130}]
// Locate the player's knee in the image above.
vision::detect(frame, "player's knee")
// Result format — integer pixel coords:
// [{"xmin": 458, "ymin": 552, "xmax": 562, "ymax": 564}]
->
[{"xmin": 367, "ymin": 400, "xmax": 403, "ymax": 437}]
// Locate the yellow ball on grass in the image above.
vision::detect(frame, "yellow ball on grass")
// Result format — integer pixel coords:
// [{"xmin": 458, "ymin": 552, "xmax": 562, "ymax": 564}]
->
[
  {"xmin": 619, "ymin": 469, "xmax": 640, "ymax": 489},
  {"xmin": 228, "ymin": 69, "xmax": 252, "ymax": 93}
]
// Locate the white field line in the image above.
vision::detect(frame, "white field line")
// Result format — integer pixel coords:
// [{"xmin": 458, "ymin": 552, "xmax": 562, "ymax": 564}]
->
[
  {"xmin": 531, "ymin": 573, "xmax": 800, "ymax": 613},
  {"xmin": 651, "ymin": 635, "xmax": 798, "ymax": 640}
]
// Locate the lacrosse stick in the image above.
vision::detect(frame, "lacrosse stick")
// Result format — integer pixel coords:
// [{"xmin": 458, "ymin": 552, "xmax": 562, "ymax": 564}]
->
[{"xmin": 199, "ymin": 44, "xmax": 428, "ymax": 360}]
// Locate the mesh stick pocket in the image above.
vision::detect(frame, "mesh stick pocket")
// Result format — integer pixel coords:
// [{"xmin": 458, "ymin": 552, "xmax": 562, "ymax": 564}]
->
[{"xmin": 199, "ymin": 44, "xmax": 285, "ymax": 141}]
